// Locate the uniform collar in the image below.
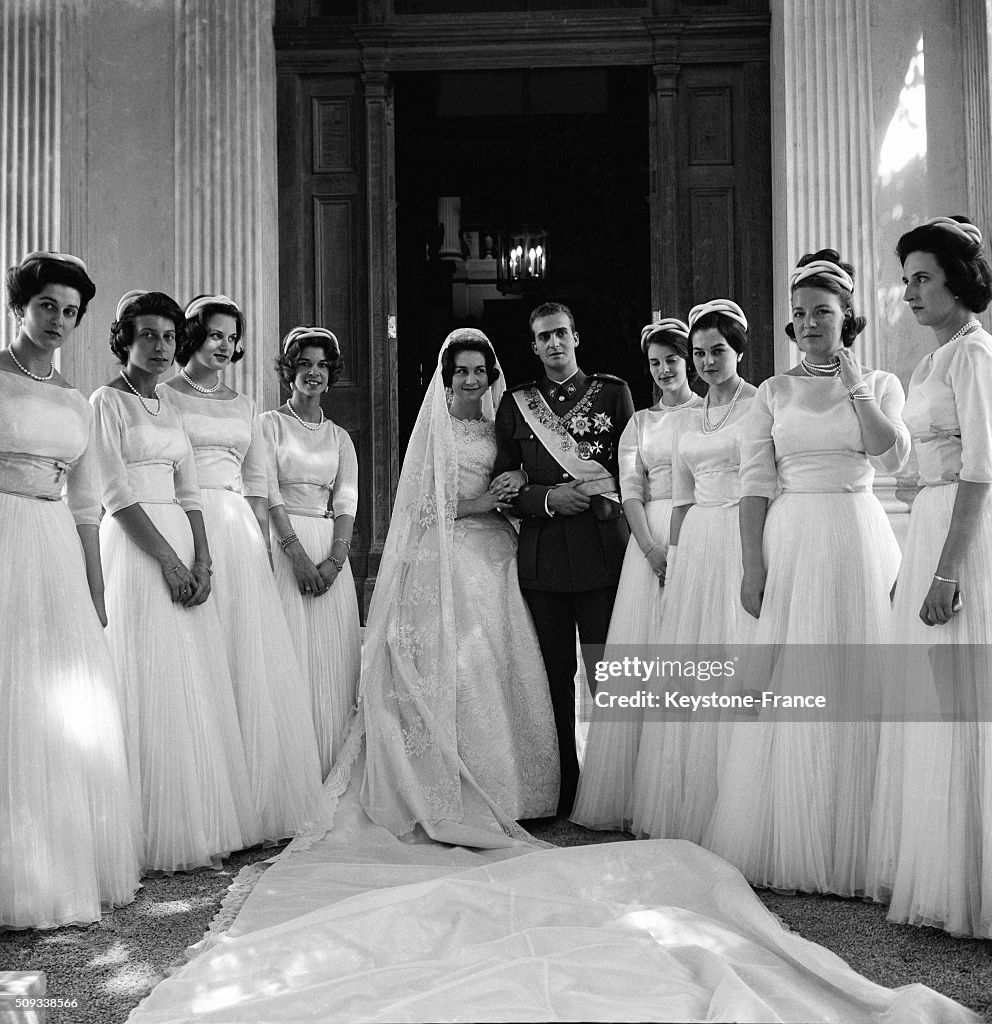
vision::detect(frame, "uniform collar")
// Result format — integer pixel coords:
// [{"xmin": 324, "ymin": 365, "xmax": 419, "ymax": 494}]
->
[{"xmin": 542, "ymin": 368, "xmax": 586, "ymax": 404}]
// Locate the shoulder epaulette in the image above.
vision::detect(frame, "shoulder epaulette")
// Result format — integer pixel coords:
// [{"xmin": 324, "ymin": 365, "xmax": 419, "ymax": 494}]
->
[
  {"xmin": 508, "ymin": 380, "xmax": 538, "ymax": 393},
  {"xmin": 589, "ymin": 372, "xmax": 628, "ymax": 385}
]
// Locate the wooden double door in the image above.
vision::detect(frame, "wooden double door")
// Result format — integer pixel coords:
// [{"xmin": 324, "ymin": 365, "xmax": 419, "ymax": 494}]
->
[{"xmin": 276, "ymin": 19, "xmax": 772, "ymax": 609}]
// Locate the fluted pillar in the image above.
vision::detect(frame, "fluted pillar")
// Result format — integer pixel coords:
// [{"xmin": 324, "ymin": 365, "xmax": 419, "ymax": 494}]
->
[
  {"xmin": 773, "ymin": 0, "xmax": 913, "ymax": 525},
  {"xmin": 175, "ymin": 0, "xmax": 280, "ymax": 411},
  {"xmin": 776, "ymin": 0, "xmax": 880, "ymax": 369},
  {"xmin": 0, "ymin": 0, "xmax": 86, "ymax": 356},
  {"xmin": 961, "ymin": 0, "xmax": 992, "ymax": 335}
]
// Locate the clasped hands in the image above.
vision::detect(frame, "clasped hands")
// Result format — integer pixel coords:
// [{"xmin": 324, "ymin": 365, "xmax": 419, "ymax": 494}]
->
[
  {"xmin": 485, "ymin": 470, "xmax": 526, "ymax": 513},
  {"xmin": 161, "ymin": 559, "xmax": 212, "ymax": 607}
]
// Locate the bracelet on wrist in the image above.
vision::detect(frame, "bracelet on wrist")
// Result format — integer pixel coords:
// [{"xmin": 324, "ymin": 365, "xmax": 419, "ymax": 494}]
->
[
  {"xmin": 161, "ymin": 562, "xmax": 184, "ymax": 576},
  {"xmin": 331, "ymin": 537, "xmax": 351, "ymax": 551},
  {"xmin": 933, "ymin": 572, "xmax": 959, "ymax": 585},
  {"xmin": 193, "ymin": 561, "xmax": 213, "ymax": 576},
  {"xmin": 326, "ymin": 555, "xmax": 344, "ymax": 571},
  {"xmin": 279, "ymin": 532, "xmax": 300, "ymax": 551}
]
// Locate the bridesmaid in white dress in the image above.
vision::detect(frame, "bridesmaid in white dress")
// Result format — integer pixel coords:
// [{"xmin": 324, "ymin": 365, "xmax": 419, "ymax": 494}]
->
[
  {"xmin": 160, "ymin": 295, "xmax": 330, "ymax": 841},
  {"xmin": 705, "ymin": 251, "xmax": 909, "ymax": 896},
  {"xmin": 868, "ymin": 215, "xmax": 992, "ymax": 936},
  {"xmin": 627, "ymin": 299, "xmax": 756, "ymax": 842},
  {"xmin": 91, "ymin": 290, "xmax": 260, "ymax": 872},
  {"xmin": 571, "ymin": 318, "xmax": 702, "ymax": 831},
  {"xmin": 0, "ymin": 252, "xmax": 139, "ymax": 928},
  {"xmin": 261, "ymin": 328, "xmax": 361, "ymax": 777}
]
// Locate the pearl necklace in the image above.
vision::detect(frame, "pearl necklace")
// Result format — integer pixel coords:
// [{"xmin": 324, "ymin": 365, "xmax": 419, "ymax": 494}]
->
[
  {"xmin": 119, "ymin": 370, "xmax": 161, "ymax": 416},
  {"xmin": 947, "ymin": 319, "xmax": 982, "ymax": 346},
  {"xmin": 801, "ymin": 355, "xmax": 841, "ymax": 377},
  {"xmin": 180, "ymin": 367, "xmax": 220, "ymax": 394},
  {"xmin": 287, "ymin": 398, "xmax": 323, "ymax": 431},
  {"xmin": 9, "ymin": 345, "xmax": 54, "ymax": 381},
  {"xmin": 659, "ymin": 392, "xmax": 698, "ymax": 411},
  {"xmin": 702, "ymin": 379, "xmax": 745, "ymax": 434}
]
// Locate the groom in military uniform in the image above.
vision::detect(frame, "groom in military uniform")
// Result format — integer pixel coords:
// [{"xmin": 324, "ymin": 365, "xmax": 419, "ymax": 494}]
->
[{"xmin": 493, "ymin": 302, "xmax": 634, "ymax": 818}]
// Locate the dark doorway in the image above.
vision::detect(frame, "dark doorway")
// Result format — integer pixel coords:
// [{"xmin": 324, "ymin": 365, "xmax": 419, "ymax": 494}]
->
[{"xmin": 394, "ymin": 67, "xmax": 653, "ymax": 450}]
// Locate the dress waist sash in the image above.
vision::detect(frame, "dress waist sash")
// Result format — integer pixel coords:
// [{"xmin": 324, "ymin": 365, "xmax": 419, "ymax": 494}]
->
[
  {"xmin": 279, "ymin": 480, "xmax": 332, "ymax": 517},
  {"xmin": 0, "ymin": 451, "xmax": 67, "ymax": 501},
  {"xmin": 776, "ymin": 450, "xmax": 873, "ymax": 493},
  {"xmin": 128, "ymin": 460, "xmax": 181, "ymax": 504},
  {"xmin": 193, "ymin": 445, "xmax": 244, "ymax": 492}
]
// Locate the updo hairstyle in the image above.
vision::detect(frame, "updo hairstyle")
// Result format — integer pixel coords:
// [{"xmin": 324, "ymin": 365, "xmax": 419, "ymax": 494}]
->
[
  {"xmin": 6, "ymin": 254, "xmax": 97, "ymax": 323},
  {"xmin": 896, "ymin": 216, "xmax": 992, "ymax": 313},
  {"xmin": 275, "ymin": 330, "xmax": 344, "ymax": 388},
  {"xmin": 640, "ymin": 323, "xmax": 695, "ymax": 383},
  {"xmin": 109, "ymin": 292, "xmax": 185, "ymax": 365},
  {"xmin": 178, "ymin": 296, "xmax": 245, "ymax": 365},
  {"xmin": 440, "ymin": 337, "xmax": 501, "ymax": 388},
  {"xmin": 688, "ymin": 312, "xmax": 747, "ymax": 355},
  {"xmin": 785, "ymin": 249, "xmax": 866, "ymax": 347}
]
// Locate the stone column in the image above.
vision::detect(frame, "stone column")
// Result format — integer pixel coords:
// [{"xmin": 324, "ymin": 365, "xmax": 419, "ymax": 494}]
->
[
  {"xmin": 772, "ymin": 0, "xmax": 913, "ymax": 527},
  {"xmin": 175, "ymin": 0, "xmax": 280, "ymax": 411},
  {"xmin": 960, "ymin": 0, "xmax": 992, "ymax": 334},
  {"xmin": 774, "ymin": 0, "xmax": 880, "ymax": 369},
  {"xmin": 0, "ymin": 0, "xmax": 86, "ymax": 356}
]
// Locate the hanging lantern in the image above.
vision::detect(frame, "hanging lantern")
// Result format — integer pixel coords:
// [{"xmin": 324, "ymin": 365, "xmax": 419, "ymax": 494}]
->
[{"xmin": 496, "ymin": 226, "xmax": 549, "ymax": 294}]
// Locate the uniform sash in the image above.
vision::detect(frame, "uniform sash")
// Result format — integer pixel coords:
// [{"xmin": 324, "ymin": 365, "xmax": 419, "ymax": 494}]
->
[{"xmin": 513, "ymin": 387, "xmax": 619, "ymax": 501}]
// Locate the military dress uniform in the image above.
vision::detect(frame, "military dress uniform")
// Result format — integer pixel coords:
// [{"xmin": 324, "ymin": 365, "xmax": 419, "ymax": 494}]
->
[{"xmin": 494, "ymin": 368, "xmax": 634, "ymax": 816}]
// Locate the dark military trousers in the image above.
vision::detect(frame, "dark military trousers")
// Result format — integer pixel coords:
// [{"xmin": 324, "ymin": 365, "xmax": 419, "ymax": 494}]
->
[{"xmin": 522, "ymin": 584, "xmax": 618, "ymax": 818}]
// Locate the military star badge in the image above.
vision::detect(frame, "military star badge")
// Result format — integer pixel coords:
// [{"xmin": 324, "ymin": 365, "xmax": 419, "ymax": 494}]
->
[
  {"xmin": 592, "ymin": 412, "xmax": 613, "ymax": 433},
  {"xmin": 570, "ymin": 414, "xmax": 592, "ymax": 436}
]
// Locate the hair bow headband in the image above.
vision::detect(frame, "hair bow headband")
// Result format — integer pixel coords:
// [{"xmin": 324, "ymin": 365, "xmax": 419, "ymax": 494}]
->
[
  {"xmin": 790, "ymin": 260, "xmax": 855, "ymax": 294},
  {"xmin": 184, "ymin": 294, "xmax": 241, "ymax": 320},
  {"xmin": 115, "ymin": 289, "xmax": 150, "ymax": 321},
  {"xmin": 282, "ymin": 326, "xmax": 340, "ymax": 355},
  {"xmin": 688, "ymin": 299, "xmax": 748, "ymax": 332},
  {"xmin": 641, "ymin": 319, "xmax": 689, "ymax": 351},
  {"xmin": 21, "ymin": 250, "xmax": 88, "ymax": 273},
  {"xmin": 923, "ymin": 216, "xmax": 983, "ymax": 248}
]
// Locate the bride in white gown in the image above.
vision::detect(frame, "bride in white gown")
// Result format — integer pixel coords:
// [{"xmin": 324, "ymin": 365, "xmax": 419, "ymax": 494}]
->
[{"xmin": 328, "ymin": 327, "xmax": 559, "ymax": 847}]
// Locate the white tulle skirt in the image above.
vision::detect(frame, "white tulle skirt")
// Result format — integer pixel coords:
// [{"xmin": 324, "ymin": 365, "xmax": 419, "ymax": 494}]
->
[
  {"xmin": 271, "ymin": 513, "xmax": 361, "ymax": 778},
  {"xmin": 200, "ymin": 490, "xmax": 331, "ymax": 841},
  {"xmin": 706, "ymin": 491, "xmax": 901, "ymax": 895},
  {"xmin": 572, "ymin": 498, "xmax": 669, "ymax": 831},
  {"xmin": 868, "ymin": 482, "xmax": 992, "ymax": 936},
  {"xmin": 628, "ymin": 501, "xmax": 745, "ymax": 843},
  {"xmin": 0, "ymin": 493, "xmax": 140, "ymax": 928},
  {"xmin": 101, "ymin": 503, "xmax": 261, "ymax": 872}
]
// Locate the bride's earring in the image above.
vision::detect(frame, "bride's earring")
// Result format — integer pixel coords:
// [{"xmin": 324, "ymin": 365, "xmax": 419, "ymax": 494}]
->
[{"xmin": 445, "ymin": 386, "xmax": 454, "ymax": 408}]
